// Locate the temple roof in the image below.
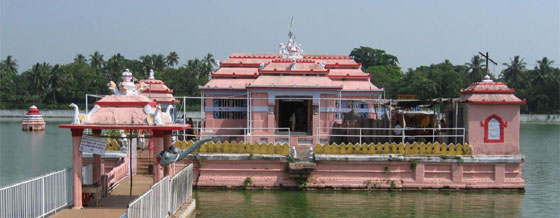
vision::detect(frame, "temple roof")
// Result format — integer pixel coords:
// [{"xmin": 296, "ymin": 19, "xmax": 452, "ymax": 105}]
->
[
  {"xmin": 60, "ymin": 93, "xmax": 188, "ymax": 130},
  {"xmin": 460, "ymin": 76, "xmax": 525, "ymax": 104},
  {"xmin": 139, "ymin": 77, "xmax": 180, "ymax": 104},
  {"xmin": 247, "ymin": 75, "xmax": 342, "ymax": 89},
  {"xmin": 332, "ymin": 80, "xmax": 381, "ymax": 91},
  {"xmin": 26, "ymin": 105, "xmax": 41, "ymax": 115},
  {"xmin": 201, "ymin": 78, "xmax": 255, "ymax": 90}
]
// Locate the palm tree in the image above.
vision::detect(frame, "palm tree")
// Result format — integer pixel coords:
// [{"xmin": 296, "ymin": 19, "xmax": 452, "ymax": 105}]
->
[
  {"xmin": 74, "ymin": 54, "xmax": 87, "ymax": 64},
  {"xmin": 48, "ymin": 64, "xmax": 63, "ymax": 104},
  {"xmin": 201, "ymin": 53, "xmax": 216, "ymax": 78},
  {"xmin": 533, "ymin": 57, "xmax": 557, "ymax": 88},
  {"xmin": 502, "ymin": 56, "xmax": 527, "ymax": 89},
  {"xmin": 153, "ymin": 54, "xmax": 166, "ymax": 72},
  {"xmin": 1, "ymin": 55, "xmax": 18, "ymax": 74},
  {"xmin": 30, "ymin": 62, "xmax": 52, "ymax": 94},
  {"xmin": 89, "ymin": 51, "xmax": 105, "ymax": 69},
  {"xmin": 107, "ymin": 53, "xmax": 126, "ymax": 81},
  {"xmin": 466, "ymin": 55, "xmax": 486, "ymax": 83},
  {"xmin": 166, "ymin": 51, "xmax": 179, "ymax": 67}
]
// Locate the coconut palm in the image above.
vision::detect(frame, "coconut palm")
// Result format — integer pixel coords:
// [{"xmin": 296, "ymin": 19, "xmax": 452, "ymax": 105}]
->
[
  {"xmin": 153, "ymin": 54, "xmax": 166, "ymax": 72},
  {"xmin": 166, "ymin": 51, "xmax": 179, "ymax": 67},
  {"xmin": 89, "ymin": 51, "xmax": 105, "ymax": 69},
  {"xmin": 74, "ymin": 54, "xmax": 87, "ymax": 64},
  {"xmin": 107, "ymin": 53, "xmax": 126, "ymax": 81},
  {"xmin": 501, "ymin": 56, "xmax": 527, "ymax": 89},
  {"xmin": 533, "ymin": 57, "xmax": 557, "ymax": 88},
  {"xmin": 466, "ymin": 55, "xmax": 486, "ymax": 83},
  {"xmin": 1, "ymin": 55, "xmax": 18, "ymax": 74}
]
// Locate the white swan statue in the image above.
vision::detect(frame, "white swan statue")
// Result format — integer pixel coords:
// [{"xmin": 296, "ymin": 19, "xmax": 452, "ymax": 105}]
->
[
  {"xmin": 85, "ymin": 104, "xmax": 99, "ymax": 123},
  {"xmin": 69, "ymin": 103, "xmax": 81, "ymax": 124},
  {"xmin": 153, "ymin": 105, "xmax": 163, "ymax": 126}
]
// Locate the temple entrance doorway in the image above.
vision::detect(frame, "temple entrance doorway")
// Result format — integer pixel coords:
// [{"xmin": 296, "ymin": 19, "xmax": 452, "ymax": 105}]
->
[{"xmin": 276, "ymin": 97, "xmax": 312, "ymax": 134}]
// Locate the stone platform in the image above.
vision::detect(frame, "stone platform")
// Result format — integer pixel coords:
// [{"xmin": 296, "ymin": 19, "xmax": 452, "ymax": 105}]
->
[{"xmin": 176, "ymin": 153, "xmax": 525, "ymax": 190}]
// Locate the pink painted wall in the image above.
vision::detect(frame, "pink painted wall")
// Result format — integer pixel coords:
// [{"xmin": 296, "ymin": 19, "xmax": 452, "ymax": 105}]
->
[
  {"xmin": 467, "ymin": 104, "xmax": 521, "ymax": 155},
  {"xmin": 204, "ymin": 94, "xmax": 248, "ymax": 137},
  {"xmin": 176, "ymin": 158, "xmax": 524, "ymax": 189}
]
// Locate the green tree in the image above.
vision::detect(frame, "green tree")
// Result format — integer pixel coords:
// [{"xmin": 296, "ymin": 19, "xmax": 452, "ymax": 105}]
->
[
  {"xmin": 349, "ymin": 46, "xmax": 399, "ymax": 69},
  {"xmin": 74, "ymin": 54, "xmax": 87, "ymax": 64},
  {"xmin": 366, "ymin": 65, "xmax": 402, "ymax": 98},
  {"xmin": 166, "ymin": 51, "xmax": 179, "ymax": 67},
  {"xmin": 466, "ymin": 55, "xmax": 486, "ymax": 83},
  {"xmin": 0, "ymin": 55, "xmax": 18, "ymax": 74},
  {"xmin": 89, "ymin": 51, "xmax": 105, "ymax": 69},
  {"xmin": 106, "ymin": 53, "xmax": 126, "ymax": 81},
  {"xmin": 501, "ymin": 56, "xmax": 527, "ymax": 90}
]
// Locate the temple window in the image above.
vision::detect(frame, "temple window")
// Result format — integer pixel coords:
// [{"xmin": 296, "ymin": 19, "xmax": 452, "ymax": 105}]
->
[
  {"xmin": 482, "ymin": 114, "xmax": 507, "ymax": 143},
  {"xmin": 211, "ymin": 99, "xmax": 247, "ymax": 119}
]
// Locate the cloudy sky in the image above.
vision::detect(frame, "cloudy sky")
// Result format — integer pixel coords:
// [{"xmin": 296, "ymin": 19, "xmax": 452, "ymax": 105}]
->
[{"xmin": 1, "ymin": 0, "xmax": 558, "ymax": 74}]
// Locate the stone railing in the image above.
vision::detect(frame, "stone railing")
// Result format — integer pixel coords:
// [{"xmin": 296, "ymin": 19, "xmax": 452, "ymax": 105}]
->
[
  {"xmin": 315, "ymin": 142, "xmax": 472, "ymax": 156},
  {"xmin": 107, "ymin": 160, "xmax": 129, "ymax": 186},
  {"xmin": 173, "ymin": 140, "xmax": 290, "ymax": 155}
]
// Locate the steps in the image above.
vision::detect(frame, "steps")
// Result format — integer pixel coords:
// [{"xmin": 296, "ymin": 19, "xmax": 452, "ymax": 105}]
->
[
  {"xmin": 136, "ymin": 155, "xmax": 153, "ymax": 175},
  {"xmin": 288, "ymin": 162, "xmax": 316, "ymax": 179}
]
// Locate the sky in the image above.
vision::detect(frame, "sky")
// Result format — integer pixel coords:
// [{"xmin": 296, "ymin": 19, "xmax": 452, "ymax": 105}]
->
[{"xmin": 1, "ymin": 0, "xmax": 559, "ymax": 75}]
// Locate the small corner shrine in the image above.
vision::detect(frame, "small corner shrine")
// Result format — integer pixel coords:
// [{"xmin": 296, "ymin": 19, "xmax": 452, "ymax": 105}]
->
[
  {"xmin": 139, "ymin": 69, "xmax": 181, "ymax": 117},
  {"xmin": 460, "ymin": 75, "xmax": 526, "ymax": 155},
  {"xmin": 200, "ymin": 27, "xmax": 383, "ymax": 145},
  {"xmin": 59, "ymin": 70, "xmax": 189, "ymax": 209},
  {"xmin": 22, "ymin": 105, "xmax": 46, "ymax": 131}
]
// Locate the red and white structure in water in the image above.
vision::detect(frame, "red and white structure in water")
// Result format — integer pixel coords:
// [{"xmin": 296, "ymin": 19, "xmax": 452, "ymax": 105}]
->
[{"xmin": 22, "ymin": 105, "xmax": 46, "ymax": 131}]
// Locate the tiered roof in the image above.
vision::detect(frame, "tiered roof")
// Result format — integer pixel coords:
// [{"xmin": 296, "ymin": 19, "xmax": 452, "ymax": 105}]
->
[
  {"xmin": 202, "ymin": 54, "xmax": 380, "ymax": 92},
  {"xmin": 460, "ymin": 76, "xmax": 526, "ymax": 104},
  {"xmin": 139, "ymin": 71, "xmax": 180, "ymax": 104},
  {"xmin": 60, "ymin": 70, "xmax": 189, "ymax": 131}
]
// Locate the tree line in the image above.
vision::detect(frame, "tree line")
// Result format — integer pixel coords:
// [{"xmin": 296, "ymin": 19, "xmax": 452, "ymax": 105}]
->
[
  {"xmin": 350, "ymin": 46, "xmax": 559, "ymax": 114},
  {"xmin": 0, "ymin": 47, "xmax": 558, "ymax": 113},
  {"xmin": 0, "ymin": 51, "xmax": 215, "ymax": 110}
]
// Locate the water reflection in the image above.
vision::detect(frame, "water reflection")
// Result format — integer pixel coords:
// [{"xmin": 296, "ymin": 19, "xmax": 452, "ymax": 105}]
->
[{"xmin": 195, "ymin": 189, "xmax": 523, "ymax": 218}]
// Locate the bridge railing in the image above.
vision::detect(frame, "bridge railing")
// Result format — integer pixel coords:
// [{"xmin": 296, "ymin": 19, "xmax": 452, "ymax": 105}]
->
[
  {"xmin": 127, "ymin": 164, "xmax": 194, "ymax": 218},
  {"xmin": 0, "ymin": 169, "xmax": 72, "ymax": 218},
  {"xmin": 169, "ymin": 164, "xmax": 193, "ymax": 215}
]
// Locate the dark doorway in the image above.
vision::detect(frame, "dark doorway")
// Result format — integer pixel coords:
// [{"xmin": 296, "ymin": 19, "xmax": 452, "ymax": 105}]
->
[{"xmin": 276, "ymin": 98, "xmax": 311, "ymax": 134}]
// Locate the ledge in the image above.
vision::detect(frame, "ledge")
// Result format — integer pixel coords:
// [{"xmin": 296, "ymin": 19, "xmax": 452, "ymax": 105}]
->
[
  {"xmin": 82, "ymin": 151, "xmax": 127, "ymax": 158},
  {"xmin": 185, "ymin": 153, "xmax": 288, "ymax": 161},
  {"xmin": 314, "ymin": 154, "xmax": 524, "ymax": 163}
]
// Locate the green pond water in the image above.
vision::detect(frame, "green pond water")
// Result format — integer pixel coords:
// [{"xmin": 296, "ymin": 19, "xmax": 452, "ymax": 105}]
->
[{"xmin": 0, "ymin": 121, "xmax": 558, "ymax": 217}]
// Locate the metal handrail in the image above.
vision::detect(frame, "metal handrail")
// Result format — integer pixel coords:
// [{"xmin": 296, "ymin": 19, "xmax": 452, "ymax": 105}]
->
[
  {"xmin": 317, "ymin": 127, "xmax": 466, "ymax": 145},
  {"xmin": 127, "ymin": 175, "xmax": 170, "ymax": 218},
  {"xmin": 177, "ymin": 127, "xmax": 292, "ymax": 145},
  {"xmin": 0, "ymin": 169, "xmax": 71, "ymax": 218}
]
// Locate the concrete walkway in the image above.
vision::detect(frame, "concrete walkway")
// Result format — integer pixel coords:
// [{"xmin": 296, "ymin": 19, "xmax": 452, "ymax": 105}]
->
[{"xmin": 51, "ymin": 175, "xmax": 153, "ymax": 218}]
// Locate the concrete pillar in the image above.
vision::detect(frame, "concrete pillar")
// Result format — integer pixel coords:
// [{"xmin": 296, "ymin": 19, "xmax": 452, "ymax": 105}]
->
[
  {"xmin": 152, "ymin": 130, "xmax": 164, "ymax": 183},
  {"xmin": 415, "ymin": 163, "xmax": 424, "ymax": 183},
  {"xmin": 495, "ymin": 163, "xmax": 505, "ymax": 183},
  {"xmin": 71, "ymin": 128, "xmax": 84, "ymax": 209},
  {"xmin": 92, "ymin": 129, "xmax": 103, "ymax": 184},
  {"xmin": 452, "ymin": 163, "xmax": 463, "ymax": 183},
  {"xmin": 163, "ymin": 131, "xmax": 172, "ymax": 177}
]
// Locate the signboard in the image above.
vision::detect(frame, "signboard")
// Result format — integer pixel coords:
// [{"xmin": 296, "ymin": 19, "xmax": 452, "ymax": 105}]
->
[
  {"xmin": 79, "ymin": 135, "xmax": 107, "ymax": 155},
  {"xmin": 488, "ymin": 118, "xmax": 501, "ymax": 140}
]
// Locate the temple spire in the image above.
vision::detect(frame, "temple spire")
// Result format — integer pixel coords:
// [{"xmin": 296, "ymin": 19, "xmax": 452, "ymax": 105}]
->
[{"xmin": 279, "ymin": 17, "xmax": 303, "ymax": 59}]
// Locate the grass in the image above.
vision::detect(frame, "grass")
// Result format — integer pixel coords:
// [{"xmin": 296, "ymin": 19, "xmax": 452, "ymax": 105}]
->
[{"xmin": 243, "ymin": 177, "xmax": 253, "ymax": 189}]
